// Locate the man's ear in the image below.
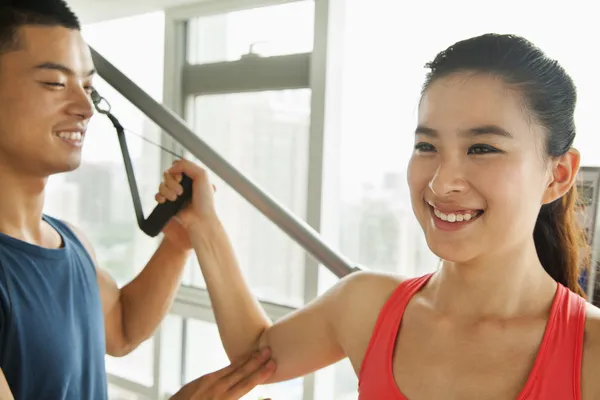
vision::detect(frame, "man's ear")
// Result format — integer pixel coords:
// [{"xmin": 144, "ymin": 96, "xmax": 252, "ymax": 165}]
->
[{"xmin": 542, "ymin": 148, "xmax": 580, "ymax": 205}]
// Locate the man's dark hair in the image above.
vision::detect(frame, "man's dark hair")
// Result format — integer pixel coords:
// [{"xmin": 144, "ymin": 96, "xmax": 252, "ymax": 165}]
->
[{"xmin": 0, "ymin": 0, "xmax": 81, "ymax": 55}]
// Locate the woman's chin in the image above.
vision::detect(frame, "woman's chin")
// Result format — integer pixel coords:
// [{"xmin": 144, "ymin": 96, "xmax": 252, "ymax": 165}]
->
[{"xmin": 426, "ymin": 241, "xmax": 479, "ymax": 265}]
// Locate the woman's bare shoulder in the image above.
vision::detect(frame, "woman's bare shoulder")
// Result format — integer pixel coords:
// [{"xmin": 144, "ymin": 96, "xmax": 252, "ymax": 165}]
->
[
  {"xmin": 334, "ymin": 269, "xmax": 410, "ymax": 309},
  {"xmin": 339, "ymin": 269, "xmax": 406, "ymax": 292},
  {"xmin": 331, "ymin": 270, "xmax": 410, "ymax": 369},
  {"xmin": 582, "ymin": 302, "xmax": 600, "ymax": 399}
]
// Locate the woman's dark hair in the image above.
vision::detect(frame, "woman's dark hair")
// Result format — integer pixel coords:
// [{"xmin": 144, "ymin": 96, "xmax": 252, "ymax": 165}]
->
[{"xmin": 422, "ymin": 33, "xmax": 588, "ymax": 297}]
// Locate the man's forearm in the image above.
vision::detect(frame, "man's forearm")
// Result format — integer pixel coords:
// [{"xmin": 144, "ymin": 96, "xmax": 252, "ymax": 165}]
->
[
  {"xmin": 118, "ymin": 239, "xmax": 189, "ymax": 348},
  {"xmin": 189, "ymin": 218, "xmax": 272, "ymax": 362}
]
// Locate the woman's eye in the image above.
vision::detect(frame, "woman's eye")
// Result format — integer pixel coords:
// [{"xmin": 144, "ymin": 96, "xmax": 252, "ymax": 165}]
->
[
  {"xmin": 414, "ymin": 142, "xmax": 436, "ymax": 153},
  {"xmin": 468, "ymin": 144, "xmax": 500, "ymax": 155}
]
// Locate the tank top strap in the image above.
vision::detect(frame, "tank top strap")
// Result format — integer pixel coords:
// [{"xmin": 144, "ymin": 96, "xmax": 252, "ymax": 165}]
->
[
  {"xmin": 359, "ymin": 273, "xmax": 433, "ymax": 385},
  {"xmin": 520, "ymin": 284, "xmax": 586, "ymax": 400},
  {"xmin": 43, "ymin": 215, "xmax": 80, "ymax": 246},
  {"xmin": 42, "ymin": 215, "xmax": 96, "ymax": 273}
]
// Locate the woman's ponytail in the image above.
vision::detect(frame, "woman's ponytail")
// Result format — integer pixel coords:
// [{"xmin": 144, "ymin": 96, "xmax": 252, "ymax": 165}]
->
[{"xmin": 533, "ymin": 186, "xmax": 589, "ymax": 297}]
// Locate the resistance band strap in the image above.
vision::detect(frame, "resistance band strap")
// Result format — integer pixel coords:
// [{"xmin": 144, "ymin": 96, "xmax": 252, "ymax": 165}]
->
[{"xmin": 91, "ymin": 89, "xmax": 193, "ymax": 237}]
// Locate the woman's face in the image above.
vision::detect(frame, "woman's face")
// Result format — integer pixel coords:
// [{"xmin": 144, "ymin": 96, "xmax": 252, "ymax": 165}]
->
[{"xmin": 408, "ymin": 72, "xmax": 568, "ymax": 263}]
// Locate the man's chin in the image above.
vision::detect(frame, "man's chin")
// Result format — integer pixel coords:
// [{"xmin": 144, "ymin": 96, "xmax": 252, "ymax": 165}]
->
[{"xmin": 47, "ymin": 157, "xmax": 83, "ymax": 175}]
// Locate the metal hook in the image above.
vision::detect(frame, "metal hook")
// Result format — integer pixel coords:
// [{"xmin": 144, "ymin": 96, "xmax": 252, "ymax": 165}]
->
[{"xmin": 91, "ymin": 89, "xmax": 111, "ymax": 115}]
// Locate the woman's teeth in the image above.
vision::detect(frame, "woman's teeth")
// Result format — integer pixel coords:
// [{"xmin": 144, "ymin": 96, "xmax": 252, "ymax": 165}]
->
[{"xmin": 433, "ymin": 208, "xmax": 481, "ymax": 223}]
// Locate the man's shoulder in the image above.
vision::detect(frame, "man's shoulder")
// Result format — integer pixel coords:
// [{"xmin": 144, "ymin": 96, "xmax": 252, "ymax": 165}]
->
[{"xmin": 51, "ymin": 217, "xmax": 98, "ymax": 263}]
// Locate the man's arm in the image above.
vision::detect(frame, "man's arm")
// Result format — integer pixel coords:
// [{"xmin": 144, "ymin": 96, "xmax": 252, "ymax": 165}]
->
[
  {"xmin": 67, "ymin": 223, "xmax": 190, "ymax": 357},
  {"xmin": 0, "ymin": 368, "xmax": 14, "ymax": 400}
]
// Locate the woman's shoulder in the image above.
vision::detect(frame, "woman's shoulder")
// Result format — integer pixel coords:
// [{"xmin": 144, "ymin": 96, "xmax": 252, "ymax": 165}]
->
[
  {"xmin": 331, "ymin": 270, "xmax": 414, "ymax": 368},
  {"xmin": 334, "ymin": 270, "xmax": 433, "ymax": 332},
  {"xmin": 334, "ymin": 269, "xmax": 435, "ymax": 309},
  {"xmin": 584, "ymin": 301, "xmax": 600, "ymax": 346},
  {"xmin": 335, "ymin": 269, "xmax": 412, "ymax": 306}
]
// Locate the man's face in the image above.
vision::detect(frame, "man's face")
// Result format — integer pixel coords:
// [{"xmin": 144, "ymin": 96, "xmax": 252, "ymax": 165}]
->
[{"xmin": 0, "ymin": 25, "xmax": 95, "ymax": 177}]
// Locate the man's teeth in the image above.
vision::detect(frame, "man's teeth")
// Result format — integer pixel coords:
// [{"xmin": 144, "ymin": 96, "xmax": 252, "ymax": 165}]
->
[
  {"xmin": 57, "ymin": 131, "xmax": 82, "ymax": 141},
  {"xmin": 433, "ymin": 208, "xmax": 479, "ymax": 223}
]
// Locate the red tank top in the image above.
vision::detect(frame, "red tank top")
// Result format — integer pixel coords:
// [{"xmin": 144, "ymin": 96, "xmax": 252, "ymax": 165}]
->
[{"xmin": 358, "ymin": 273, "xmax": 587, "ymax": 399}]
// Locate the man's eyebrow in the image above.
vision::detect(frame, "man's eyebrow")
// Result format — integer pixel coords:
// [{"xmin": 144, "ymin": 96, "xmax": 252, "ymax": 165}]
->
[
  {"xmin": 33, "ymin": 62, "xmax": 96, "ymax": 77},
  {"xmin": 415, "ymin": 124, "xmax": 513, "ymax": 138}
]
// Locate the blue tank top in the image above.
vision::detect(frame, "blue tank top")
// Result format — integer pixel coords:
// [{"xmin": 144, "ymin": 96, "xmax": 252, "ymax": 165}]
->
[{"xmin": 0, "ymin": 215, "xmax": 107, "ymax": 399}]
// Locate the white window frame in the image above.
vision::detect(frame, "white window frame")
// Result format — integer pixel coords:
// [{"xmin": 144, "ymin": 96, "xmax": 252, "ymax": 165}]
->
[{"xmin": 106, "ymin": 0, "xmax": 346, "ymax": 398}]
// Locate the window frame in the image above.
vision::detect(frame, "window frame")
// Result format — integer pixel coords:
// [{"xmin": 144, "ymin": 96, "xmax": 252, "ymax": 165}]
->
[{"xmin": 102, "ymin": 0, "xmax": 345, "ymax": 398}]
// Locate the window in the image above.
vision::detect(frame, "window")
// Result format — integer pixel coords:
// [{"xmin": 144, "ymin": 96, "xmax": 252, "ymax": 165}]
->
[
  {"xmin": 43, "ymin": 10, "xmax": 166, "ymax": 392},
  {"xmin": 187, "ymin": 1, "xmax": 314, "ymax": 65},
  {"xmin": 108, "ymin": 385, "xmax": 149, "ymax": 400},
  {"xmin": 182, "ymin": 90, "xmax": 312, "ymax": 308},
  {"xmin": 105, "ymin": 339, "xmax": 155, "ymax": 387},
  {"xmin": 158, "ymin": 315, "xmax": 184, "ymax": 397}
]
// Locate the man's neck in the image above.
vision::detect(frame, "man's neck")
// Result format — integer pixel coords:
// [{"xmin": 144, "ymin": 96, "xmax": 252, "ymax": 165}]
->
[
  {"xmin": 424, "ymin": 241, "xmax": 558, "ymax": 320},
  {"xmin": 0, "ymin": 163, "xmax": 48, "ymax": 244}
]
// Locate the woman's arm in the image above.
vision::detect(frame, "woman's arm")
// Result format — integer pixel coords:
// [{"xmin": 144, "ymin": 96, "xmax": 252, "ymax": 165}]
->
[
  {"xmin": 161, "ymin": 159, "xmax": 397, "ymax": 384},
  {"xmin": 582, "ymin": 303, "xmax": 600, "ymax": 399},
  {"xmin": 162, "ymin": 160, "xmax": 399, "ymax": 383},
  {"xmin": 189, "ymin": 218, "xmax": 353, "ymax": 383}
]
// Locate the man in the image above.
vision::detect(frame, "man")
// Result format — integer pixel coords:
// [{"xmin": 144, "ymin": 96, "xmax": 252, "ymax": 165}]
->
[{"xmin": 0, "ymin": 1, "xmax": 275, "ymax": 399}]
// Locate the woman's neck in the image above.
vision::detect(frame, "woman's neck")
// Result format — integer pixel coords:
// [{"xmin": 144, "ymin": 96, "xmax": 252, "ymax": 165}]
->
[{"xmin": 424, "ymin": 241, "xmax": 558, "ymax": 320}]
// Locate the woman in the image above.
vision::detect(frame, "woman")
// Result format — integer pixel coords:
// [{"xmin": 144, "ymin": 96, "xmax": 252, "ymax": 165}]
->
[{"xmin": 159, "ymin": 33, "xmax": 600, "ymax": 399}]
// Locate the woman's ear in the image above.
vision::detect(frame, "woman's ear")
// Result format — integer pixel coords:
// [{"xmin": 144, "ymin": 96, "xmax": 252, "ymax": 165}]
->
[{"xmin": 542, "ymin": 148, "xmax": 580, "ymax": 205}]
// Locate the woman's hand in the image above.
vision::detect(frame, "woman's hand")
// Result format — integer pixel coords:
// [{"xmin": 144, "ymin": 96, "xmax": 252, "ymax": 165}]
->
[{"xmin": 155, "ymin": 159, "xmax": 217, "ymax": 248}]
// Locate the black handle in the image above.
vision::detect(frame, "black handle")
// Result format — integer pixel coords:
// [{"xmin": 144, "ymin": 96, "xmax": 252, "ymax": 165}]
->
[
  {"xmin": 92, "ymin": 89, "xmax": 193, "ymax": 238},
  {"xmin": 140, "ymin": 174, "xmax": 193, "ymax": 237}
]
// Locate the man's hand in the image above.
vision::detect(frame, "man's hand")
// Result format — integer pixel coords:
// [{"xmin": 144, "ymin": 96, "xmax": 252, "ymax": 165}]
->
[{"xmin": 170, "ymin": 348, "xmax": 276, "ymax": 400}]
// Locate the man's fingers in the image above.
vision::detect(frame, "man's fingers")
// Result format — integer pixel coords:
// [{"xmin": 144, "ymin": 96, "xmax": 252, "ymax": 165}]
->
[
  {"xmin": 218, "ymin": 348, "xmax": 272, "ymax": 389},
  {"xmin": 198, "ymin": 349, "xmax": 267, "ymax": 388},
  {"xmin": 224, "ymin": 360, "xmax": 276, "ymax": 400},
  {"xmin": 176, "ymin": 350, "xmax": 275, "ymax": 400},
  {"xmin": 197, "ymin": 360, "xmax": 242, "ymax": 387},
  {"xmin": 204, "ymin": 348, "xmax": 273, "ymax": 398}
]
